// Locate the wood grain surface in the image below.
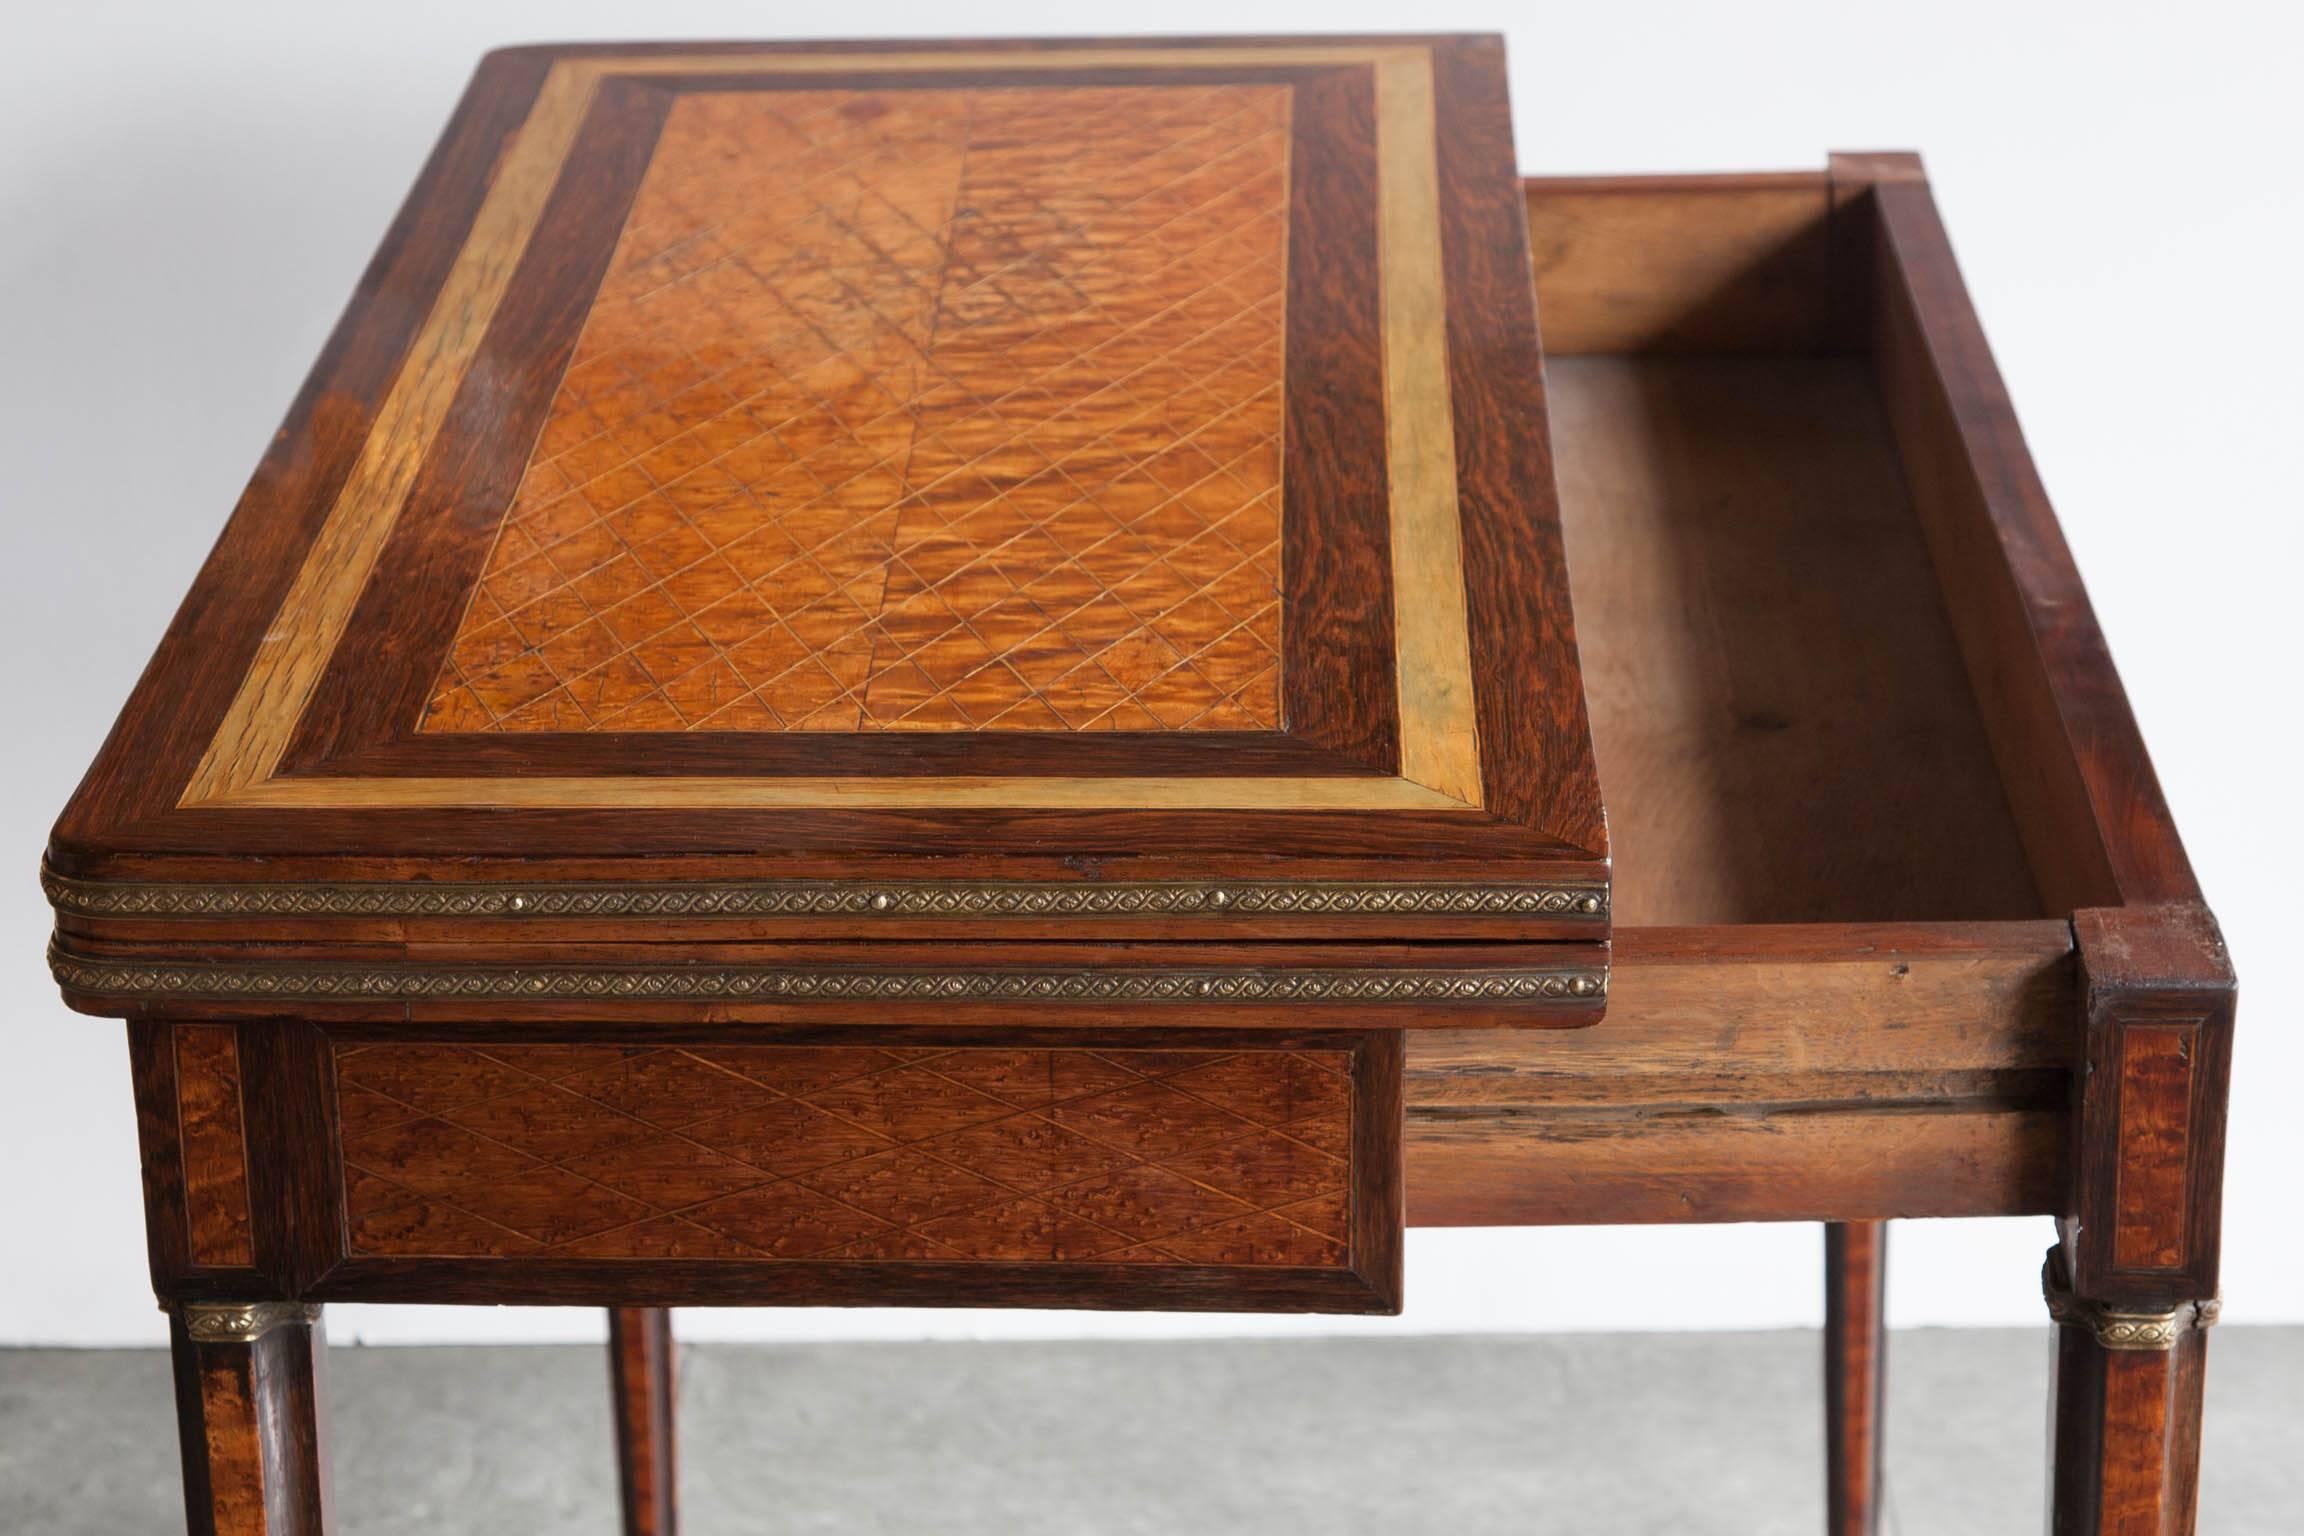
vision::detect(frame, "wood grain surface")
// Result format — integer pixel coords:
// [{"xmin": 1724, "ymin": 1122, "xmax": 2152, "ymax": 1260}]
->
[
  {"xmin": 2047, "ymin": 1245, "xmax": 2213, "ymax": 1536},
  {"xmin": 175, "ymin": 1025, "xmax": 256, "ymax": 1267},
  {"xmin": 1549, "ymin": 352, "xmax": 2039, "ymax": 925},
  {"xmin": 334, "ymin": 1039, "xmax": 1357, "ymax": 1268},
  {"xmin": 2109, "ymin": 1024, "xmax": 2198, "ymax": 1273},
  {"xmin": 168, "ymin": 1311, "xmax": 331, "ymax": 1536},
  {"xmin": 608, "ymin": 1307, "xmax": 678, "ymax": 1536},
  {"xmin": 1858, "ymin": 154, "xmax": 2199, "ymax": 915},
  {"xmin": 424, "ymin": 84, "xmax": 1291, "ymax": 736},
  {"xmin": 251, "ymin": 53, "xmax": 1437, "ymax": 804},
  {"xmin": 1404, "ymin": 923, "xmax": 2073, "ymax": 1225},
  {"xmin": 1825, "ymin": 1221, "xmax": 1888, "ymax": 1536},
  {"xmin": 1523, "ymin": 174, "xmax": 1833, "ymax": 354}
]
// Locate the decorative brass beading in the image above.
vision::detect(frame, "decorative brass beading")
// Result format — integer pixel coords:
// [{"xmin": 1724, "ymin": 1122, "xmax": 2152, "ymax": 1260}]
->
[
  {"xmin": 2041, "ymin": 1252, "xmax": 2218, "ymax": 1351},
  {"xmin": 50, "ymin": 942, "xmax": 1605, "ymax": 1008},
  {"xmin": 180, "ymin": 1301, "xmax": 322, "ymax": 1344},
  {"xmin": 42, "ymin": 868, "xmax": 1609, "ymax": 923}
]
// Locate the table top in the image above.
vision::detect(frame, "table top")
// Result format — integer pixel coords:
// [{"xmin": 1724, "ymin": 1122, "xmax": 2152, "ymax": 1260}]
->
[{"xmin": 47, "ymin": 36, "xmax": 1606, "ymax": 943}]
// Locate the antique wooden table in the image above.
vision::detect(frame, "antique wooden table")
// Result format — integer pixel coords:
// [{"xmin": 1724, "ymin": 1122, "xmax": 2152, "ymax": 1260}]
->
[{"xmin": 41, "ymin": 35, "xmax": 2232, "ymax": 1536}]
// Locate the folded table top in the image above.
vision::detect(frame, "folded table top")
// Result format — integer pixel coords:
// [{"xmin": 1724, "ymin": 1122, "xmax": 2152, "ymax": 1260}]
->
[{"xmin": 47, "ymin": 35, "xmax": 1607, "ymax": 948}]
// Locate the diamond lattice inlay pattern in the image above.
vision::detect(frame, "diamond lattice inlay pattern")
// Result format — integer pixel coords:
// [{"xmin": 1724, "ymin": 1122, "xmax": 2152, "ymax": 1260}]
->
[
  {"xmin": 421, "ymin": 84, "xmax": 1289, "ymax": 734},
  {"xmin": 334, "ymin": 1042, "xmax": 1352, "ymax": 1265}
]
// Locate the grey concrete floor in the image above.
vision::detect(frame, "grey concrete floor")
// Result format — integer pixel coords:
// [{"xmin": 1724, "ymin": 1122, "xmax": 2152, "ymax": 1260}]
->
[{"xmin": 1, "ymin": 1329, "xmax": 2296, "ymax": 1533}]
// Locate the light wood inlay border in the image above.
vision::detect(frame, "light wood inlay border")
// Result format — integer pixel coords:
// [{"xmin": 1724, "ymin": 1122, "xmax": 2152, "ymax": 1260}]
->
[
  {"xmin": 179, "ymin": 44, "xmax": 1479, "ymax": 815},
  {"xmin": 182, "ymin": 58, "xmax": 604, "ymax": 807},
  {"xmin": 1373, "ymin": 52, "xmax": 1480, "ymax": 804},
  {"xmin": 210, "ymin": 774, "xmax": 1470, "ymax": 812}
]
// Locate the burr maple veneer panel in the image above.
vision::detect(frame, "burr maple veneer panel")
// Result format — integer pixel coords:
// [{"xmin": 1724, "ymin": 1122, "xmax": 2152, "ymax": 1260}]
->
[
  {"xmin": 425, "ymin": 84, "xmax": 1289, "ymax": 735},
  {"xmin": 323, "ymin": 1031, "xmax": 1401, "ymax": 1309},
  {"xmin": 174, "ymin": 1024, "xmax": 256, "ymax": 1266}
]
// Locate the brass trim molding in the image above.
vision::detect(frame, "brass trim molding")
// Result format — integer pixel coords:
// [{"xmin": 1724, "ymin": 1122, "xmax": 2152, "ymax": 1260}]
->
[
  {"xmin": 51, "ymin": 943, "xmax": 1606, "ymax": 1008},
  {"xmin": 43, "ymin": 868, "xmax": 1609, "ymax": 923},
  {"xmin": 2041, "ymin": 1254, "xmax": 2219, "ymax": 1351},
  {"xmin": 180, "ymin": 1301, "xmax": 322, "ymax": 1344}
]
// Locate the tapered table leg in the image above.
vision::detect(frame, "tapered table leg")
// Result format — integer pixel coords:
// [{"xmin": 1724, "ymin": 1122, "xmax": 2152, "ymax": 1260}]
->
[
  {"xmin": 2046, "ymin": 906, "xmax": 2232, "ymax": 1535},
  {"xmin": 608, "ymin": 1307, "xmax": 679, "ymax": 1536},
  {"xmin": 169, "ymin": 1302, "xmax": 331, "ymax": 1536},
  {"xmin": 1824, "ymin": 1221, "xmax": 1887, "ymax": 1536},
  {"xmin": 2046, "ymin": 1248, "xmax": 2215, "ymax": 1536}
]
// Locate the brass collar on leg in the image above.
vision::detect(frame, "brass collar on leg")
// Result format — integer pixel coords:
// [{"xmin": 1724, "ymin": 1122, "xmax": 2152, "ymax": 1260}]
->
[
  {"xmin": 179, "ymin": 1301, "xmax": 323, "ymax": 1344},
  {"xmin": 2041, "ymin": 1252, "xmax": 2219, "ymax": 1352}
]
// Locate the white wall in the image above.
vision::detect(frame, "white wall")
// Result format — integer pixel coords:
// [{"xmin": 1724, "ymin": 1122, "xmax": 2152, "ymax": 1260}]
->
[{"xmin": 3, "ymin": 0, "xmax": 2296, "ymax": 1347}]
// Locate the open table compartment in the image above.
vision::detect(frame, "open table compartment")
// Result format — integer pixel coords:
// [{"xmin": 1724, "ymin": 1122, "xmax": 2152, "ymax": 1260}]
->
[{"xmin": 1409, "ymin": 158, "xmax": 2232, "ymax": 1317}]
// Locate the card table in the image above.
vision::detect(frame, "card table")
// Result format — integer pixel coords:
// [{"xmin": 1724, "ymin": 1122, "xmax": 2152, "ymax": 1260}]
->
[{"xmin": 40, "ymin": 36, "xmax": 2230, "ymax": 1536}]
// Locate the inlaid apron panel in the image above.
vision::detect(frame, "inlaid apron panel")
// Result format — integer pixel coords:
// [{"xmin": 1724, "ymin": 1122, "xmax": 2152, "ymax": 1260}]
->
[{"xmin": 333, "ymin": 1041, "xmax": 1352, "ymax": 1267}]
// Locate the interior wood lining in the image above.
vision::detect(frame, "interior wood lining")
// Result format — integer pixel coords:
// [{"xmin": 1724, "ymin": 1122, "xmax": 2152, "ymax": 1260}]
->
[
  {"xmin": 1405, "ymin": 1102, "xmax": 2064, "ymax": 1226},
  {"xmin": 1524, "ymin": 176, "xmax": 1833, "ymax": 354},
  {"xmin": 1550, "ymin": 353, "xmax": 2041, "ymax": 926}
]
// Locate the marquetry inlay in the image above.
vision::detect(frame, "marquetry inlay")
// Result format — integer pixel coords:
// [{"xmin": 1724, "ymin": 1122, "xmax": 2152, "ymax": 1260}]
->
[
  {"xmin": 424, "ymin": 84, "xmax": 1289, "ymax": 735},
  {"xmin": 334, "ymin": 1042, "xmax": 1353, "ymax": 1266},
  {"xmin": 177, "ymin": 45, "xmax": 1501, "ymax": 818}
]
